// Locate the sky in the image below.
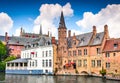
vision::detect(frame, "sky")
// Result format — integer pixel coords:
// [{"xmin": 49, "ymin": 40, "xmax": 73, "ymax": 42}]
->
[{"xmin": 0, "ymin": 0, "xmax": 120, "ymax": 38}]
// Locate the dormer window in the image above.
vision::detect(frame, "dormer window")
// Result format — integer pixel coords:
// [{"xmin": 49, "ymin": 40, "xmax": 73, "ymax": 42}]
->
[
  {"xmin": 114, "ymin": 43, "xmax": 118, "ymax": 48},
  {"xmin": 73, "ymin": 40, "xmax": 76, "ymax": 45},
  {"xmin": 96, "ymin": 35, "xmax": 100, "ymax": 40}
]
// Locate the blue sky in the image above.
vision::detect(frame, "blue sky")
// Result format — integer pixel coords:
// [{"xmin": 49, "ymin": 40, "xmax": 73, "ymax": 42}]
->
[{"xmin": 0, "ymin": 0, "xmax": 120, "ymax": 38}]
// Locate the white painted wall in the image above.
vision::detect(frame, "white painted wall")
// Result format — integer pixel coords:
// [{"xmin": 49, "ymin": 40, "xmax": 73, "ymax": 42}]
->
[{"xmin": 21, "ymin": 45, "xmax": 53, "ymax": 73}]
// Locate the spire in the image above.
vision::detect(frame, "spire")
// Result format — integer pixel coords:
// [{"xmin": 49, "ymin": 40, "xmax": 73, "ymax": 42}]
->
[
  {"xmin": 39, "ymin": 24, "xmax": 42, "ymax": 35},
  {"xmin": 59, "ymin": 11, "xmax": 66, "ymax": 28}
]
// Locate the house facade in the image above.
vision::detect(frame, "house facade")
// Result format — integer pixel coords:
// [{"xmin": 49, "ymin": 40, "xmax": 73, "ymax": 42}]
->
[
  {"xmin": 6, "ymin": 36, "xmax": 57, "ymax": 74},
  {"xmin": 57, "ymin": 12, "xmax": 110, "ymax": 75},
  {"xmin": 103, "ymin": 38, "xmax": 120, "ymax": 75}
]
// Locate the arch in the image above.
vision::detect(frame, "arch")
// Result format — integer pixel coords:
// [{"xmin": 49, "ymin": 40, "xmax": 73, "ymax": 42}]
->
[{"xmin": 81, "ymin": 71, "xmax": 89, "ymax": 75}]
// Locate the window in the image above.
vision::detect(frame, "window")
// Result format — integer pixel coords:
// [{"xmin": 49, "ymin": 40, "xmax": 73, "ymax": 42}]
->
[
  {"xmin": 78, "ymin": 50, "xmax": 82, "ymax": 56},
  {"xmin": 46, "ymin": 60, "xmax": 48, "ymax": 67},
  {"xmin": 68, "ymin": 51, "xmax": 71, "ymax": 56},
  {"xmin": 24, "ymin": 63, "xmax": 27, "ymax": 66},
  {"xmin": 42, "ymin": 60, "xmax": 44, "ymax": 67},
  {"xmin": 78, "ymin": 60, "xmax": 82, "ymax": 67},
  {"xmin": 73, "ymin": 50, "xmax": 76, "ymax": 56},
  {"xmin": 106, "ymin": 62, "xmax": 110, "ymax": 68},
  {"xmin": 106, "ymin": 52, "xmax": 110, "ymax": 57},
  {"xmin": 20, "ymin": 63, "xmax": 23, "ymax": 67},
  {"xmin": 42, "ymin": 51, "xmax": 44, "ymax": 57},
  {"xmin": 49, "ymin": 50, "xmax": 51, "ymax": 56},
  {"xmin": 96, "ymin": 48, "xmax": 101, "ymax": 54},
  {"xmin": 7, "ymin": 63, "xmax": 10, "ymax": 67},
  {"xmin": 114, "ymin": 43, "xmax": 118, "ymax": 48},
  {"xmin": 97, "ymin": 60, "xmax": 101, "ymax": 67},
  {"xmin": 83, "ymin": 59, "xmax": 87, "ymax": 67},
  {"xmin": 68, "ymin": 60, "xmax": 71, "ymax": 63},
  {"xmin": 49, "ymin": 59, "xmax": 52, "ymax": 67},
  {"xmin": 36, "ymin": 52, "xmax": 37, "ymax": 57},
  {"xmin": 46, "ymin": 51, "xmax": 48, "ymax": 57},
  {"xmin": 73, "ymin": 40, "xmax": 76, "ymax": 45},
  {"xmin": 84, "ymin": 49, "xmax": 87, "ymax": 55},
  {"xmin": 91, "ymin": 60, "xmax": 95, "ymax": 67},
  {"xmin": 113, "ymin": 53, "xmax": 116, "ymax": 56},
  {"xmin": 73, "ymin": 60, "xmax": 76, "ymax": 63},
  {"xmin": 15, "ymin": 63, "xmax": 18, "ymax": 67}
]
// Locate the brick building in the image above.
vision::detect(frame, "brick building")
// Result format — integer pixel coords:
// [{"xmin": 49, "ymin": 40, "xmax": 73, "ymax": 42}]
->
[
  {"xmin": 103, "ymin": 38, "xmax": 120, "ymax": 75},
  {"xmin": 57, "ymin": 11, "xmax": 110, "ymax": 75}
]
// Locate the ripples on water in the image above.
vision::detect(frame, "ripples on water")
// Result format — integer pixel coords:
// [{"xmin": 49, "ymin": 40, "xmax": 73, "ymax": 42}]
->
[{"xmin": 0, "ymin": 73, "xmax": 120, "ymax": 83}]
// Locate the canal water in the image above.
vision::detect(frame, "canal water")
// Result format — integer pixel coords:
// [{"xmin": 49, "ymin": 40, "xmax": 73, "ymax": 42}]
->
[{"xmin": 0, "ymin": 72, "xmax": 120, "ymax": 83}]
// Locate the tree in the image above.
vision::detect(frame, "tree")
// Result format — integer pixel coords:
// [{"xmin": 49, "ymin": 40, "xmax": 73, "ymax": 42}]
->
[
  {"xmin": 0, "ymin": 41, "xmax": 7, "ymax": 62},
  {"xmin": 4, "ymin": 55, "xmax": 16, "ymax": 62}
]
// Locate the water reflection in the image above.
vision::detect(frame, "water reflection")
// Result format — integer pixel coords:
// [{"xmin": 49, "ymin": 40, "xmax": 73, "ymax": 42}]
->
[
  {"xmin": 0, "ymin": 73, "xmax": 120, "ymax": 83},
  {"xmin": 0, "ymin": 72, "xmax": 5, "ymax": 81}
]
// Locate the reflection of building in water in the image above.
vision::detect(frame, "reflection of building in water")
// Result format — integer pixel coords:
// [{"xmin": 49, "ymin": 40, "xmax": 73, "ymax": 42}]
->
[{"xmin": 5, "ymin": 75, "xmax": 55, "ymax": 83}]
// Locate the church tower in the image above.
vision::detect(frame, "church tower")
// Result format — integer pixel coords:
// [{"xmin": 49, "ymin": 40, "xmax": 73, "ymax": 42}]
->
[{"xmin": 58, "ymin": 11, "xmax": 68, "ymax": 69}]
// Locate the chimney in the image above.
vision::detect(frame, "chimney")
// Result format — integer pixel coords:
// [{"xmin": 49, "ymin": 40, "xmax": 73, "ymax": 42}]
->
[
  {"xmin": 93, "ymin": 25, "xmax": 96, "ymax": 35},
  {"xmin": 104, "ymin": 24, "xmax": 109, "ymax": 39},
  {"xmin": 20, "ymin": 27, "xmax": 23, "ymax": 37},
  {"xmin": 48, "ymin": 31, "xmax": 49, "ymax": 37},
  {"xmin": 68, "ymin": 30, "xmax": 71, "ymax": 37},
  {"xmin": 5, "ymin": 32, "xmax": 8, "ymax": 42},
  {"xmin": 52, "ymin": 37, "xmax": 56, "ymax": 44}
]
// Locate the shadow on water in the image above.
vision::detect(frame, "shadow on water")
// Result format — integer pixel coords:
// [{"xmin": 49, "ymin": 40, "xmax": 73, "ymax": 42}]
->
[{"xmin": 0, "ymin": 72, "xmax": 5, "ymax": 81}]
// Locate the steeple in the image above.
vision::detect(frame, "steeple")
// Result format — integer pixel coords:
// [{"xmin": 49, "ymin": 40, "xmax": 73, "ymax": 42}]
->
[
  {"xmin": 39, "ymin": 24, "xmax": 42, "ymax": 35},
  {"xmin": 59, "ymin": 11, "xmax": 66, "ymax": 28}
]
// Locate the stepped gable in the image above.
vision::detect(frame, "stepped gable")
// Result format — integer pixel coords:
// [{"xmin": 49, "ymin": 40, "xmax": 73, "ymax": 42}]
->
[
  {"xmin": 90, "ymin": 32, "xmax": 104, "ymax": 46},
  {"xmin": 67, "ymin": 32, "xmax": 93, "ymax": 48},
  {"xmin": 103, "ymin": 38, "xmax": 120, "ymax": 52},
  {"xmin": 8, "ymin": 36, "xmax": 36, "ymax": 45}
]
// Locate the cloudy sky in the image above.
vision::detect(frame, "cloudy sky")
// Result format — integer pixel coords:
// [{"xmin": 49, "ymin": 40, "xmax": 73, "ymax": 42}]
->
[{"xmin": 0, "ymin": 0, "xmax": 120, "ymax": 38}]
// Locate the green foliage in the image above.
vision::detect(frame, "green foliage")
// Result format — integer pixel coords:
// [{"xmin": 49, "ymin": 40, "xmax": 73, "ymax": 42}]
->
[
  {"xmin": 0, "ymin": 41, "xmax": 7, "ymax": 62},
  {"xmin": 75, "ymin": 69, "xmax": 79, "ymax": 74},
  {"xmin": 0, "ymin": 62, "xmax": 6, "ymax": 71},
  {"xmin": 0, "ymin": 55, "xmax": 16, "ymax": 71},
  {"xmin": 4, "ymin": 55, "xmax": 16, "ymax": 62},
  {"xmin": 100, "ymin": 67, "xmax": 106, "ymax": 76}
]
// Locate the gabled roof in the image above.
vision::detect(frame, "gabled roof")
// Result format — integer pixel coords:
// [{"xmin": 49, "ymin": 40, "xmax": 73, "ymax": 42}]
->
[
  {"xmin": 103, "ymin": 38, "xmax": 120, "ymax": 52},
  {"xmin": 67, "ymin": 32, "xmax": 93, "ymax": 48},
  {"xmin": 8, "ymin": 36, "xmax": 36, "ymax": 45},
  {"xmin": 30, "ymin": 36, "xmax": 52, "ymax": 46},
  {"xmin": 90, "ymin": 32, "xmax": 104, "ymax": 46}
]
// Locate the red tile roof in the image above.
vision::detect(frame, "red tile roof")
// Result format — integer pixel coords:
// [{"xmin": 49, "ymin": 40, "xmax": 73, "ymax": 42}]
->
[{"xmin": 103, "ymin": 38, "xmax": 120, "ymax": 52}]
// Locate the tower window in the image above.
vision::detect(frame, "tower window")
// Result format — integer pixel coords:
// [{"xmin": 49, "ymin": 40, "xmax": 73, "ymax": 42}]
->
[{"xmin": 114, "ymin": 43, "xmax": 118, "ymax": 48}]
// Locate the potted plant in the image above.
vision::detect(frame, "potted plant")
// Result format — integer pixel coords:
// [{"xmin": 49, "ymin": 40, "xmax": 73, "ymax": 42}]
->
[{"xmin": 100, "ymin": 67, "xmax": 106, "ymax": 77}]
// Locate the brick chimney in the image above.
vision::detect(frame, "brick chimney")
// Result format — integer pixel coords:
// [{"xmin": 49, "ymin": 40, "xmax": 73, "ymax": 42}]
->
[
  {"xmin": 68, "ymin": 30, "xmax": 71, "ymax": 37},
  {"xmin": 5, "ymin": 32, "xmax": 8, "ymax": 42},
  {"xmin": 52, "ymin": 37, "xmax": 56, "ymax": 44},
  {"xmin": 48, "ymin": 31, "xmax": 49, "ymax": 37},
  {"xmin": 93, "ymin": 25, "xmax": 96, "ymax": 35},
  {"xmin": 104, "ymin": 24, "xmax": 109, "ymax": 39},
  {"xmin": 20, "ymin": 27, "xmax": 23, "ymax": 37}
]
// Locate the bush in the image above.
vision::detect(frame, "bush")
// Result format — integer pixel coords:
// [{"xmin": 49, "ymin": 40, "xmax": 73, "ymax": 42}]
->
[
  {"xmin": 100, "ymin": 68, "xmax": 106, "ymax": 76},
  {"xmin": 0, "ymin": 62, "xmax": 6, "ymax": 71}
]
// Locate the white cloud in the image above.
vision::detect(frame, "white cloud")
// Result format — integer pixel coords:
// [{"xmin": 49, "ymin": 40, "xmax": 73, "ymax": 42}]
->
[
  {"xmin": 14, "ymin": 28, "xmax": 20, "ymax": 36},
  {"xmin": 0, "ymin": 12, "xmax": 13, "ymax": 35},
  {"xmin": 33, "ymin": 3, "xmax": 73, "ymax": 37},
  {"xmin": 76, "ymin": 4, "xmax": 120, "ymax": 38}
]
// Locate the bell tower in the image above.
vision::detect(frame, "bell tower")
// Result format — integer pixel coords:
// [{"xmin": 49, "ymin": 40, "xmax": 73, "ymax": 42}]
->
[{"xmin": 58, "ymin": 11, "xmax": 68, "ymax": 69}]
